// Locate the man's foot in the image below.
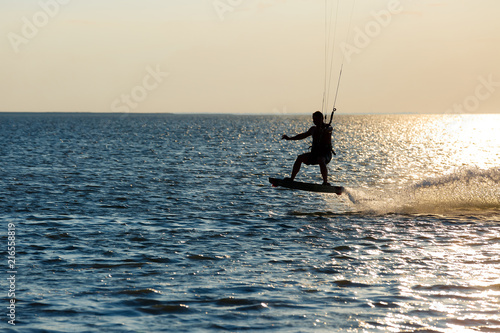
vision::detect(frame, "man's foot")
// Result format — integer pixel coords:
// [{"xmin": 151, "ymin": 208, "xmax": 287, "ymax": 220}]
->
[{"xmin": 322, "ymin": 181, "xmax": 331, "ymax": 186}]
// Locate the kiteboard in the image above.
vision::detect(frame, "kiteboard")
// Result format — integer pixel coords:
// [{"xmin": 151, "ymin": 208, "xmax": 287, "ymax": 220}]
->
[{"xmin": 269, "ymin": 177, "xmax": 344, "ymax": 195}]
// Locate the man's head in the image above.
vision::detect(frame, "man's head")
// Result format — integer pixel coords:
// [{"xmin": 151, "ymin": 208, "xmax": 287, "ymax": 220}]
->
[{"xmin": 312, "ymin": 111, "xmax": 324, "ymax": 126}]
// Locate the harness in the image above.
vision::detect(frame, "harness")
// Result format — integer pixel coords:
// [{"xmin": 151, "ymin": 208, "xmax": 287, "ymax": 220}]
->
[{"xmin": 311, "ymin": 123, "xmax": 335, "ymax": 156}]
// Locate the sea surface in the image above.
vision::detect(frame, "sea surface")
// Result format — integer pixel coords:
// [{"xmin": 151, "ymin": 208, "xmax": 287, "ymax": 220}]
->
[{"xmin": 1, "ymin": 113, "xmax": 500, "ymax": 332}]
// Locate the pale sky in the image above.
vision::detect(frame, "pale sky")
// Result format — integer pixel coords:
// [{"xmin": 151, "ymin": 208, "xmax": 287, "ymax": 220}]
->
[{"xmin": 1, "ymin": 0, "xmax": 499, "ymax": 114}]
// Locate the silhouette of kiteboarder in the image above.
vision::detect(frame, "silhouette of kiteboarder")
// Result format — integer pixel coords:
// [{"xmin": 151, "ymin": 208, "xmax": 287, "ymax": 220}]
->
[{"xmin": 282, "ymin": 111, "xmax": 335, "ymax": 185}]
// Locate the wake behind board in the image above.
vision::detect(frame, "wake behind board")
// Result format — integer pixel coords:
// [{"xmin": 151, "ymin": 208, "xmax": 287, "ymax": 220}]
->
[{"xmin": 269, "ymin": 177, "xmax": 344, "ymax": 195}]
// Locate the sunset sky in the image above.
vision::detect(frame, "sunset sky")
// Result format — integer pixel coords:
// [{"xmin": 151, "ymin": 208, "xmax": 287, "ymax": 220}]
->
[{"xmin": 1, "ymin": 0, "xmax": 499, "ymax": 114}]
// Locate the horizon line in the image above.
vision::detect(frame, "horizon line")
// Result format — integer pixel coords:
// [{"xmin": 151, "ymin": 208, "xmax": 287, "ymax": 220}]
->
[{"xmin": 1, "ymin": 111, "xmax": 499, "ymax": 116}]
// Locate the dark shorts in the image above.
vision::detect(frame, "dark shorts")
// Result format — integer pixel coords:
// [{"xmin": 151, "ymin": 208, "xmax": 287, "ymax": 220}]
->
[{"xmin": 300, "ymin": 150, "xmax": 332, "ymax": 165}]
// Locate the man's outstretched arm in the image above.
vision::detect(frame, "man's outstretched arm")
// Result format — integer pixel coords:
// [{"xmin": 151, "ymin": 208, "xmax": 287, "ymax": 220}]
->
[{"xmin": 282, "ymin": 128, "xmax": 313, "ymax": 141}]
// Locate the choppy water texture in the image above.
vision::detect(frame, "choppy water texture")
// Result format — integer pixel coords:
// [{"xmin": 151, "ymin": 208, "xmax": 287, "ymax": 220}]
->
[{"xmin": 1, "ymin": 113, "xmax": 500, "ymax": 332}]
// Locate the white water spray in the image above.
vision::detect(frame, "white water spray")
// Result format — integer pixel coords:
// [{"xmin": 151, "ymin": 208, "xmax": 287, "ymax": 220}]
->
[{"xmin": 343, "ymin": 167, "xmax": 500, "ymax": 215}]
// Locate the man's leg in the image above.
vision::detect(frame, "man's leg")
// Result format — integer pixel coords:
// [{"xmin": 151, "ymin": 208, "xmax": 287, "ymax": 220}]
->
[
  {"xmin": 319, "ymin": 158, "xmax": 329, "ymax": 185},
  {"xmin": 290, "ymin": 154, "xmax": 307, "ymax": 181}
]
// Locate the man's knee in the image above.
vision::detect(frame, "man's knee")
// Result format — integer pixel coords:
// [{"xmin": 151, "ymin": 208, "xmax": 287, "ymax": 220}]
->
[{"xmin": 297, "ymin": 154, "xmax": 308, "ymax": 163}]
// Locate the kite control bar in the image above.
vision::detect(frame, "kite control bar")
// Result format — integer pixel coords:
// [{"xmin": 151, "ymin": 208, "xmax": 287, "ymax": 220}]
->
[{"xmin": 328, "ymin": 107, "xmax": 336, "ymax": 125}]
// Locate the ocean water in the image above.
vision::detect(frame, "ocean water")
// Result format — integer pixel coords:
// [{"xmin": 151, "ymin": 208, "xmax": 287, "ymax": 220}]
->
[{"xmin": 1, "ymin": 112, "xmax": 499, "ymax": 332}]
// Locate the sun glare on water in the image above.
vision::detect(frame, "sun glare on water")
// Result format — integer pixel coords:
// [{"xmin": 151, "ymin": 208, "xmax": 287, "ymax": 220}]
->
[
  {"xmin": 334, "ymin": 114, "xmax": 500, "ymax": 215},
  {"xmin": 444, "ymin": 114, "xmax": 500, "ymax": 169}
]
